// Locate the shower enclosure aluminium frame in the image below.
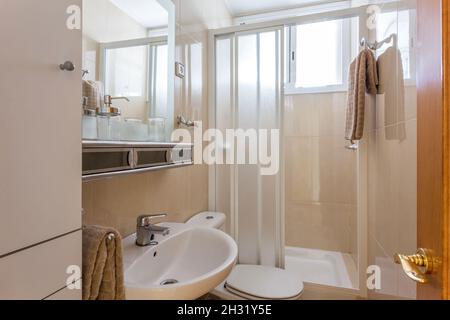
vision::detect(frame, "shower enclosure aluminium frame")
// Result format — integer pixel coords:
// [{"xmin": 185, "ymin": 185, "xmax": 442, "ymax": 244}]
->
[
  {"xmin": 208, "ymin": 6, "xmax": 368, "ymax": 298},
  {"xmin": 208, "ymin": 2, "xmax": 412, "ymax": 298},
  {"xmin": 208, "ymin": 24, "xmax": 285, "ymax": 269}
]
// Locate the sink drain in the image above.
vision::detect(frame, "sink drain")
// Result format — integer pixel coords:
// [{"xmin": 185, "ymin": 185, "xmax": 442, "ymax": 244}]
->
[{"xmin": 160, "ymin": 279, "xmax": 179, "ymax": 286}]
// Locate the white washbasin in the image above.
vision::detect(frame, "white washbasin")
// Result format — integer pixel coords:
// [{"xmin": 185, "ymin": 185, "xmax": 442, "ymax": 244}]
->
[{"xmin": 123, "ymin": 223, "xmax": 237, "ymax": 300}]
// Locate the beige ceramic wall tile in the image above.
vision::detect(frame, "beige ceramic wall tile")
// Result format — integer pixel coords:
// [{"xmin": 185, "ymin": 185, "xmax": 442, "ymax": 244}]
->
[
  {"xmin": 285, "ymin": 136, "xmax": 317, "ymax": 204},
  {"xmin": 319, "ymin": 135, "xmax": 357, "ymax": 205},
  {"xmin": 367, "ymin": 112, "xmax": 417, "ymax": 300},
  {"xmin": 318, "ymin": 92, "xmax": 347, "ymax": 137},
  {"xmin": 284, "ymin": 94, "xmax": 319, "ymax": 137},
  {"xmin": 286, "ymin": 136, "xmax": 357, "ymax": 204},
  {"xmin": 370, "ymin": 120, "xmax": 417, "ymax": 257},
  {"xmin": 285, "ymin": 203, "xmax": 356, "ymax": 252},
  {"xmin": 284, "ymin": 91, "xmax": 358, "ymax": 253},
  {"xmin": 372, "ymin": 126, "xmax": 401, "ymax": 256},
  {"xmin": 83, "ymin": 165, "xmax": 209, "ymax": 237},
  {"xmin": 368, "ymin": 234, "xmax": 399, "ymax": 297}
]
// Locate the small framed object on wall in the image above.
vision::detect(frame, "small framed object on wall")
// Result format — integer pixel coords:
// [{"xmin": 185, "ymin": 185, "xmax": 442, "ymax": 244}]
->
[{"xmin": 175, "ymin": 62, "xmax": 185, "ymax": 78}]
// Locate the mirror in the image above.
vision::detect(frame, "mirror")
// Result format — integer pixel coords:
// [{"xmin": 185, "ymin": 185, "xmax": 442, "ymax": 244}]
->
[{"xmin": 82, "ymin": 0, "xmax": 175, "ymax": 142}]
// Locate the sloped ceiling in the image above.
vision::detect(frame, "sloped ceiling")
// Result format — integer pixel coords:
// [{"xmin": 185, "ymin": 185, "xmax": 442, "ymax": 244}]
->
[
  {"xmin": 224, "ymin": 0, "xmax": 342, "ymax": 16},
  {"xmin": 109, "ymin": 0, "xmax": 168, "ymax": 28}
]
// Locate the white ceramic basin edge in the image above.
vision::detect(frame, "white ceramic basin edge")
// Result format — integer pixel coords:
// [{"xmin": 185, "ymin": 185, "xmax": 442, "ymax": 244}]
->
[{"xmin": 123, "ymin": 223, "xmax": 237, "ymax": 300}]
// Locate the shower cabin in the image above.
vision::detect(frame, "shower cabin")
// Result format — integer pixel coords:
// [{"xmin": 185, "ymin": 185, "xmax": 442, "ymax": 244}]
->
[{"xmin": 209, "ymin": 0, "xmax": 419, "ymax": 299}]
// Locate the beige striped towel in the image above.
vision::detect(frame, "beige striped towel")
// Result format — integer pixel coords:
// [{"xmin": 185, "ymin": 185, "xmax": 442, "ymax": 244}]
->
[
  {"xmin": 345, "ymin": 49, "xmax": 378, "ymax": 142},
  {"xmin": 377, "ymin": 46, "xmax": 406, "ymax": 141},
  {"xmin": 82, "ymin": 226, "xmax": 126, "ymax": 300}
]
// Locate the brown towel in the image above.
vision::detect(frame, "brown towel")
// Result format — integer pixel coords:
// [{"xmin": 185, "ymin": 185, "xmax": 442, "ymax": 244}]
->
[
  {"xmin": 345, "ymin": 49, "xmax": 379, "ymax": 142},
  {"xmin": 82, "ymin": 226, "xmax": 126, "ymax": 300},
  {"xmin": 82, "ymin": 80, "xmax": 104, "ymax": 109}
]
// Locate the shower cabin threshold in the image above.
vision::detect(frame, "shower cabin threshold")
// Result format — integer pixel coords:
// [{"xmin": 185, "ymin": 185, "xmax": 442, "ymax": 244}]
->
[{"xmin": 285, "ymin": 247, "xmax": 358, "ymax": 290}]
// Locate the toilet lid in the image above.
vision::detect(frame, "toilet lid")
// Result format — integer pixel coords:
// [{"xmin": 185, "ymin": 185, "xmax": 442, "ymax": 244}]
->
[
  {"xmin": 186, "ymin": 212, "xmax": 226, "ymax": 229},
  {"xmin": 225, "ymin": 265, "xmax": 304, "ymax": 300}
]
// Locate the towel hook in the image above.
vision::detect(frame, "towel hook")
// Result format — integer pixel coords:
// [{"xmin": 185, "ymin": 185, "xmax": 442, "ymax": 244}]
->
[
  {"xmin": 346, "ymin": 141, "xmax": 359, "ymax": 151},
  {"xmin": 360, "ymin": 34, "xmax": 397, "ymax": 51},
  {"xmin": 82, "ymin": 69, "xmax": 90, "ymax": 78},
  {"xmin": 107, "ymin": 233, "xmax": 116, "ymax": 242}
]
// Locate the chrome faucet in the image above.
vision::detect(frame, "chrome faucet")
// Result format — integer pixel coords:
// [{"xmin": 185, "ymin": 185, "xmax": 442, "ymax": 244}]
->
[
  {"xmin": 96, "ymin": 95, "xmax": 130, "ymax": 117},
  {"xmin": 104, "ymin": 95, "xmax": 130, "ymax": 105},
  {"xmin": 136, "ymin": 214, "xmax": 170, "ymax": 246},
  {"xmin": 177, "ymin": 115, "xmax": 196, "ymax": 128}
]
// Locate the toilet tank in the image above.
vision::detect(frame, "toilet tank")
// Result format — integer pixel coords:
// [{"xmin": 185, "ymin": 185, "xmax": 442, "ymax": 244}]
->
[{"xmin": 186, "ymin": 212, "xmax": 226, "ymax": 231}]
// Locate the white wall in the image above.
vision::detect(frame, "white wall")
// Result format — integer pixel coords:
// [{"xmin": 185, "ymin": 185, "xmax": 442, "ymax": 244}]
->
[{"xmin": 83, "ymin": 0, "xmax": 148, "ymax": 43}]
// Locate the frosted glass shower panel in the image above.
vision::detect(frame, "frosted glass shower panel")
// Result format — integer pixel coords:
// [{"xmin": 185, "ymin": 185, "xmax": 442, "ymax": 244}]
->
[
  {"xmin": 236, "ymin": 29, "xmax": 281, "ymax": 267},
  {"xmin": 214, "ymin": 27, "xmax": 282, "ymax": 268},
  {"xmin": 215, "ymin": 36, "xmax": 234, "ymax": 232}
]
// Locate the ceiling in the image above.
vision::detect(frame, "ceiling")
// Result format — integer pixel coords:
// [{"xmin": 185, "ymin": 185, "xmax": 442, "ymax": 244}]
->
[
  {"xmin": 224, "ymin": 0, "xmax": 341, "ymax": 17},
  {"xmin": 109, "ymin": 0, "xmax": 168, "ymax": 29}
]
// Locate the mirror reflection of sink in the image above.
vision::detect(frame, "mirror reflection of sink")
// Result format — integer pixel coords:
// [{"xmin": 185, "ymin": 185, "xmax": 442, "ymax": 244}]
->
[{"xmin": 123, "ymin": 223, "xmax": 238, "ymax": 300}]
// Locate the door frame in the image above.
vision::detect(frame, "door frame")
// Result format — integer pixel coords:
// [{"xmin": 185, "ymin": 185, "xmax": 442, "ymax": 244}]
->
[
  {"xmin": 417, "ymin": 0, "xmax": 449, "ymax": 300},
  {"xmin": 441, "ymin": 0, "xmax": 450, "ymax": 300}
]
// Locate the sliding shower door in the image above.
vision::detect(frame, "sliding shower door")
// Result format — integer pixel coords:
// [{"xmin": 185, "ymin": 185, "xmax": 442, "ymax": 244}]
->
[{"xmin": 213, "ymin": 27, "xmax": 284, "ymax": 268}]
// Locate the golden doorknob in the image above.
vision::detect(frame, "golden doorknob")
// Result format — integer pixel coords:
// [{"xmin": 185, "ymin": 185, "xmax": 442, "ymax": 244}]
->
[{"xmin": 394, "ymin": 248, "xmax": 436, "ymax": 284}]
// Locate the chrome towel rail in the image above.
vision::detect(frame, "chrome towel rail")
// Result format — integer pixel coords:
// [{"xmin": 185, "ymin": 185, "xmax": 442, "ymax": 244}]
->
[
  {"xmin": 360, "ymin": 34, "xmax": 397, "ymax": 51},
  {"xmin": 346, "ymin": 141, "xmax": 359, "ymax": 151}
]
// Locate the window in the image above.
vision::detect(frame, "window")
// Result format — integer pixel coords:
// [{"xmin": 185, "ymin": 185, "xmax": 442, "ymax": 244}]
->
[
  {"xmin": 105, "ymin": 45, "xmax": 148, "ymax": 97},
  {"xmin": 284, "ymin": 9, "xmax": 416, "ymax": 94},
  {"xmin": 376, "ymin": 9, "xmax": 416, "ymax": 81},
  {"xmin": 296, "ymin": 20, "xmax": 343, "ymax": 88},
  {"xmin": 285, "ymin": 18, "xmax": 358, "ymax": 94},
  {"xmin": 149, "ymin": 43, "xmax": 168, "ymax": 118}
]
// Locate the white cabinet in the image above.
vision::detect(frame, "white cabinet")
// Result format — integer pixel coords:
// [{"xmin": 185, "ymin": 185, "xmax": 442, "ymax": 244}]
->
[
  {"xmin": 0, "ymin": 231, "xmax": 82, "ymax": 300},
  {"xmin": 0, "ymin": 0, "xmax": 82, "ymax": 299},
  {"xmin": 0, "ymin": 0, "xmax": 82, "ymax": 255},
  {"xmin": 44, "ymin": 280, "xmax": 82, "ymax": 300}
]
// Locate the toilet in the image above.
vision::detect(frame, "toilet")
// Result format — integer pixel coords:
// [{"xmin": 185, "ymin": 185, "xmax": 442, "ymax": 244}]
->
[
  {"xmin": 186, "ymin": 212, "xmax": 304, "ymax": 300},
  {"xmin": 186, "ymin": 211, "xmax": 226, "ymax": 231}
]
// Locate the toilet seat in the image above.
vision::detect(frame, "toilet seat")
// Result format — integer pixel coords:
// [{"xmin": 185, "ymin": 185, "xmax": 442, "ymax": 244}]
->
[{"xmin": 224, "ymin": 265, "xmax": 304, "ymax": 300}]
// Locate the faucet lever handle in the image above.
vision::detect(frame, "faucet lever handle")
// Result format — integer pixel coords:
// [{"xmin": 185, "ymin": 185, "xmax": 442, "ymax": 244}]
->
[
  {"xmin": 137, "ymin": 214, "xmax": 167, "ymax": 227},
  {"xmin": 103, "ymin": 95, "xmax": 130, "ymax": 106}
]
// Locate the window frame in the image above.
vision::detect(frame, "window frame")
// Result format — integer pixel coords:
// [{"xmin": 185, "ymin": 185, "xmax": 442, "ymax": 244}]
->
[
  {"xmin": 375, "ymin": 8, "xmax": 417, "ymax": 86},
  {"xmin": 285, "ymin": 18, "xmax": 352, "ymax": 95}
]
